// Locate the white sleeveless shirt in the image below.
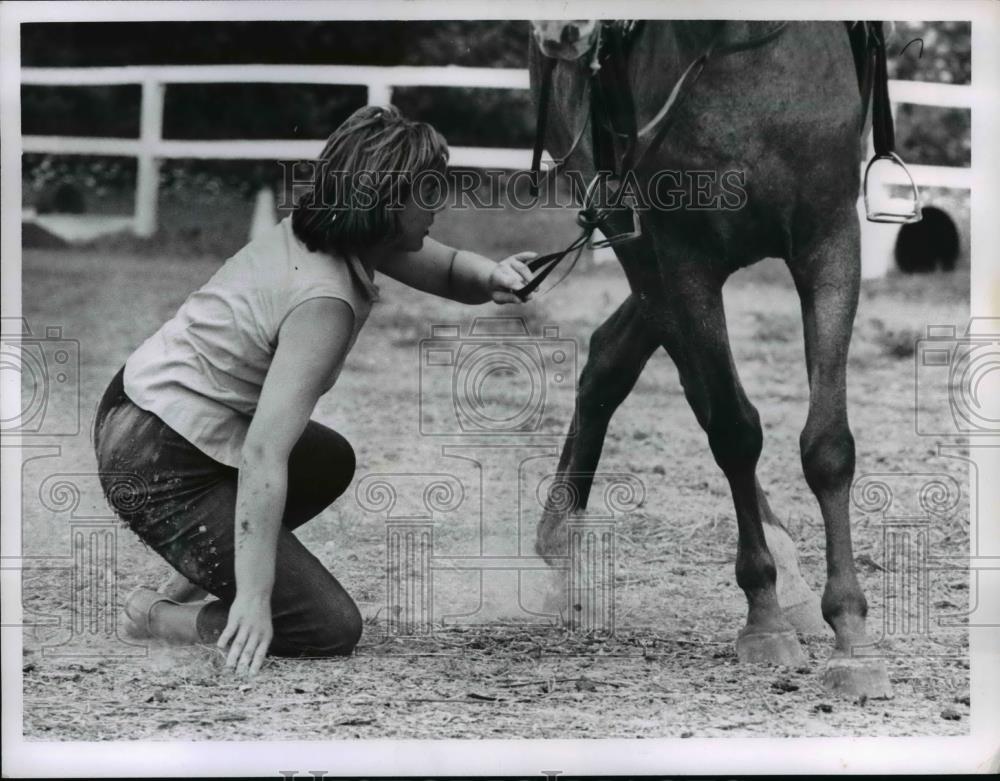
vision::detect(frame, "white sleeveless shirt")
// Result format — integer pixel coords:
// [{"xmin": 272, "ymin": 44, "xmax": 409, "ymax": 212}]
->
[{"xmin": 124, "ymin": 216, "xmax": 376, "ymax": 468}]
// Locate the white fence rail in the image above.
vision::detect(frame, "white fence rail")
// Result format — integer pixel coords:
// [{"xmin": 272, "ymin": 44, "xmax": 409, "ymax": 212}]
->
[{"xmin": 20, "ymin": 64, "xmax": 973, "ymax": 237}]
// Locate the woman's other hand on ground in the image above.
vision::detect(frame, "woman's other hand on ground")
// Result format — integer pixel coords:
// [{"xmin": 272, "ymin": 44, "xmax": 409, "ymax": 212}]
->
[
  {"xmin": 217, "ymin": 592, "xmax": 273, "ymax": 677},
  {"xmin": 489, "ymin": 252, "xmax": 537, "ymax": 304}
]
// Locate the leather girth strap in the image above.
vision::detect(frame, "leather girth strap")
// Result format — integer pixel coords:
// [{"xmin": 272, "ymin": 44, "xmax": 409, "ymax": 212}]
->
[
  {"xmin": 870, "ymin": 22, "xmax": 896, "ymax": 156},
  {"xmin": 848, "ymin": 20, "xmax": 896, "ymax": 153}
]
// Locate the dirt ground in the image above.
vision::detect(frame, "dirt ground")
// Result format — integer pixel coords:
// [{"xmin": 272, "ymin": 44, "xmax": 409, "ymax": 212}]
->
[{"xmin": 16, "ymin": 212, "xmax": 971, "ymax": 739}]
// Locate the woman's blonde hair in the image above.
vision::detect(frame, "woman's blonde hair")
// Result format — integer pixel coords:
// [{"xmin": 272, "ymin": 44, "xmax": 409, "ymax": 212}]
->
[{"xmin": 292, "ymin": 105, "xmax": 449, "ymax": 257}]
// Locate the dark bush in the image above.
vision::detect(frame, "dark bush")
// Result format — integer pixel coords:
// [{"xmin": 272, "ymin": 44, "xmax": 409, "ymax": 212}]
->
[
  {"xmin": 36, "ymin": 181, "xmax": 86, "ymax": 214},
  {"xmin": 895, "ymin": 205, "xmax": 960, "ymax": 273}
]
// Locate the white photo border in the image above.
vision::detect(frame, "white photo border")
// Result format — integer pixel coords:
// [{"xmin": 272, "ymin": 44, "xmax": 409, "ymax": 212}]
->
[{"xmin": 2, "ymin": 0, "xmax": 998, "ymax": 776}]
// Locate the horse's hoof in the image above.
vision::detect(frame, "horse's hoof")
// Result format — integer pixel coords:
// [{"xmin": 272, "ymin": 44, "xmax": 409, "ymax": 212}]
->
[
  {"xmin": 781, "ymin": 594, "xmax": 827, "ymax": 636},
  {"xmin": 530, "ymin": 565, "xmax": 565, "ymax": 619},
  {"xmin": 821, "ymin": 656, "xmax": 892, "ymax": 699},
  {"xmin": 735, "ymin": 629, "xmax": 806, "ymax": 666}
]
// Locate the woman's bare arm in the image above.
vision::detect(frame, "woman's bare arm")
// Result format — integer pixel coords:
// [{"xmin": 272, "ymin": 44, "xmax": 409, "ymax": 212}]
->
[
  {"xmin": 379, "ymin": 237, "xmax": 535, "ymax": 304},
  {"xmin": 217, "ymin": 297, "xmax": 354, "ymax": 676}
]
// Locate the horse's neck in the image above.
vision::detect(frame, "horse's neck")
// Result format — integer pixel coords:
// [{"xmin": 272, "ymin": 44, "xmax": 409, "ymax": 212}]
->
[
  {"xmin": 636, "ymin": 20, "xmax": 772, "ymax": 70},
  {"xmin": 628, "ymin": 21, "xmax": 723, "ymax": 96},
  {"xmin": 668, "ymin": 20, "xmax": 766, "ymax": 51},
  {"xmin": 611, "ymin": 21, "xmax": 700, "ymax": 125},
  {"xmin": 626, "ymin": 21, "xmax": 775, "ymax": 114}
]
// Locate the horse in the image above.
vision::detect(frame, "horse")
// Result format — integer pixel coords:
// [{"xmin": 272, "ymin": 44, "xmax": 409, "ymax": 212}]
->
[{"xmin": 528, "ymin": 20, "xmax": 891, "ymax": 697}]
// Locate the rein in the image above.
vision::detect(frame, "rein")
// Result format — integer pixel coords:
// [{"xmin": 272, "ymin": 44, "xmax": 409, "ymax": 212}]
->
[
  {"xmin": 516, "ymin": 21, "xmax": 790, "ymax": 301},
  {"xmin": 514, "ymin": 176, "xmax": 635, "ymax": 299}
]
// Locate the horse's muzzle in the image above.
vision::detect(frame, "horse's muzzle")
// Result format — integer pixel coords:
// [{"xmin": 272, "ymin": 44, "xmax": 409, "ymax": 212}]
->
[{"xmin": 531, "ymin": 19, "xmax": 600, "ymax": 61}]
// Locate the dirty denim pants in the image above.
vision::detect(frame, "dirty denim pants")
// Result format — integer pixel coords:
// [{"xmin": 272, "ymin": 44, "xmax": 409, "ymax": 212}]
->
[{"xmin": 93, "ymin": 366, "xmax": 362, "ymax": 656}]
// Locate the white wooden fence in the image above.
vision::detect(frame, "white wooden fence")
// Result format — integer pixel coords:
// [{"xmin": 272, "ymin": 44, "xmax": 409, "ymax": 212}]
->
[{"xmin": 20, "ymin": 64, "xmax": 973, "ymax": 237}]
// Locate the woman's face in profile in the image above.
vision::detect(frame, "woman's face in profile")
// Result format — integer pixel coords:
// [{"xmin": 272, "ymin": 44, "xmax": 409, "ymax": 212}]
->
[{"xmin": 392, "ymin": 173, "xmax": 447, "ymax": 252}]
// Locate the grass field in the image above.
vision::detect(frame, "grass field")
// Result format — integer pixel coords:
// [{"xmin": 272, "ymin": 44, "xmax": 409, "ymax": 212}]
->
[{"xmin": 16, "ymin": 200, "xmax": 972, "ymax": 740}]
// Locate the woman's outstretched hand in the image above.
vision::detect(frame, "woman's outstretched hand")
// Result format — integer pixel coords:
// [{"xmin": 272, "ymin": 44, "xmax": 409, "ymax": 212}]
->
[
  {"xmin": 217, "ymin": 591, "xmax": 273, "ymax": 677},
  {"xmin": 489, "ymin": 252, "xmax": 537, "ymax": 304}
]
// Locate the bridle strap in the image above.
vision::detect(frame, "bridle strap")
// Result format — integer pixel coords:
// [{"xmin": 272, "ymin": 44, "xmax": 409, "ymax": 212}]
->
[{"xmin": 528, "ymin": 54, "xmax": 558, "ymax": 198}]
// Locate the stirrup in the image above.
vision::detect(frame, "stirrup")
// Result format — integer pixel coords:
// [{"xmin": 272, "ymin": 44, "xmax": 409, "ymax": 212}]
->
[{"xmin": 863, "ymin": 152, "xmax": 922, "ymax": 224}]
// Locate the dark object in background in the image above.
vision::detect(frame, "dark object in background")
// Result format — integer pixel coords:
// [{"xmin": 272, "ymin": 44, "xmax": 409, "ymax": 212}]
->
[
  {"xmin": 36, "ymin": 181, "xmax": 87, "ymax": 214},
  {"xmin": 894, "ymin": 205, "xmax": 960, "ymax": 273}
]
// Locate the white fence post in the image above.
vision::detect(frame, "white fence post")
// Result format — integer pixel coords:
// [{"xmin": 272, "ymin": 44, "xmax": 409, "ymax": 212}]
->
[
  {"xmin": 134, "ymin": 76, "xmax": 164, "ymax": 238},
  {"xmin": 367, "ymin": 80, "xmax": 393, "ymax": 107}
]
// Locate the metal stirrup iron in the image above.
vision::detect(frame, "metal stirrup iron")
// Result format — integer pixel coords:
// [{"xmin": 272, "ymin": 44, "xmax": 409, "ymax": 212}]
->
[{"xmin": 863, "ymin": 22, "xmax": 922, "ymax": 224}]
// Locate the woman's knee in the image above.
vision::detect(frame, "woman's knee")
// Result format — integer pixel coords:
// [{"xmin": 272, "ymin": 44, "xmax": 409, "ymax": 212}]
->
[
  {"xmin": 276, "ymin": 600, "xmax": 363, "ymax": 658},
  {"xmin": 313, "ymin": 602, "xmax": 363, "ymax": 656},
  {"xmin": 289, "ymin": 423, "xmax": 357, "ymax": 502},
  {"xmin": 270, "ymin": 542, "xmax": 363, "ymax": 656},
  {"xmin": 331, "ymin": 435, "xmax": 356, "ymax": 497}
]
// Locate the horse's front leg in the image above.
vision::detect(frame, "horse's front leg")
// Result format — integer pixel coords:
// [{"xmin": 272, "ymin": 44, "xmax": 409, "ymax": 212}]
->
[
  {"xmin": 788, "ymin": 209, "xmax": 892, "ymax": 698},
  {"xmin": 536, "ymin": 294, "xmax": 659, "ymax": 561}
]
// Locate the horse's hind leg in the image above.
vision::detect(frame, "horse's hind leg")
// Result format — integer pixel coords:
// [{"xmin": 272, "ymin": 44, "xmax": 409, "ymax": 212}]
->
[
  {"xmin": 649, "ymin": 272, "xmax": 805, "ymax": 666},
  {"xmin": 758, "ymin": 481, "xmax": 826, "ymax": 634},
  {"xmin": 536, "ymin": 294, "xmax": 659, "ymax": 560},
  {"xmin": 788, "ymin": 212, "xmax": 891, "ymax": 697}
]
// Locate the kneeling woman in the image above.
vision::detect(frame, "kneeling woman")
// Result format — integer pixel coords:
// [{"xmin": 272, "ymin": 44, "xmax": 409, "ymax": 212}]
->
[{"xmin": 93, "ymin": 106, "xmax": 535, "ymax": 676}]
